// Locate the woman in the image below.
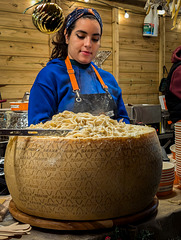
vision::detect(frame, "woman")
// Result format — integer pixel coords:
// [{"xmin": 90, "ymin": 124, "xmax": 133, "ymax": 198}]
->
[{"xmin": 28, "ymin": 7, "xmax": 130, "ymax": 125}]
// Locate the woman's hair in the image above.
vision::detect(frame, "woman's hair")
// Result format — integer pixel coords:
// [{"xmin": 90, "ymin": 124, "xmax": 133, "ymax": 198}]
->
[{"xmin": 50, "ymin": 14, "xmax": 100, "ymax": 61}]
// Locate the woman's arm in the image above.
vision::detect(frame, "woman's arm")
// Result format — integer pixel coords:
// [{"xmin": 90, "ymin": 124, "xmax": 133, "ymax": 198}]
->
[
  {"xmin": 28, "ymin": 83, "xmax": 58, "ymax": 126},
  {"xmin": 28, "ymin": 68, "xmax": 58, "ymax": 126},
  {"xmin": 116, "ymin": 91, "xmax": 130, "ymax": 123}
]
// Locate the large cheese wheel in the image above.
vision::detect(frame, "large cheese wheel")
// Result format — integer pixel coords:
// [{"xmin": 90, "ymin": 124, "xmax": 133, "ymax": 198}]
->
[{"xmin": 4, "ymin": 130, "xmax": 162, "ymax": 221}]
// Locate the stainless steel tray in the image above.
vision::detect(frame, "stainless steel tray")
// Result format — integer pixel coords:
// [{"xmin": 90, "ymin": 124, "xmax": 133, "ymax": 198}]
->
[{"xmin": 0, "ymin": 129, "xmax": 71, "ymax": 137}]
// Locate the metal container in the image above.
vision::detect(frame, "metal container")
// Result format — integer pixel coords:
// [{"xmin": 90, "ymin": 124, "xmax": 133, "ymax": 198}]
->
[
  {"xmin": 0, "ymin": 141, "xmax": 8, "ymax": 158},
  {"xmin": 0, "ymin": 110, "xmax": 28, "ymax": 129},
  {"xmin": 125, "ymin": 104, "xmax": 161, "ymax": 124},
  {"xmin": 161, "ymin": 109, "xmax": 173, "ymax": 133}
]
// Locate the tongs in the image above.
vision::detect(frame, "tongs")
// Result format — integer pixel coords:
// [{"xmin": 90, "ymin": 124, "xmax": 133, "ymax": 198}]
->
[{"xmin": 0, "ymin": 128, "xmax": 72, "ymax": 137}]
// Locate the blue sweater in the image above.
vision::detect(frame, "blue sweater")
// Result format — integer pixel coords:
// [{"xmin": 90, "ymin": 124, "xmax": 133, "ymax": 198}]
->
[{"xmin": 28, "ymin": 58, "xmax": 130, "ymax": 125}]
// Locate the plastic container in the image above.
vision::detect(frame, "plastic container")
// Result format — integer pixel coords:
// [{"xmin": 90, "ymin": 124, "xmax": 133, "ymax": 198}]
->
[
  {"xmin": 143, "ymin": 7, "xmax": 154, "ymax": 36},
  {"xmin": 152, "ymin": 5, "xmax": 159, "ymax": 37},
  {"xmin": 10, "ymin": 102, "xmax": 28, "ymax": 111}
]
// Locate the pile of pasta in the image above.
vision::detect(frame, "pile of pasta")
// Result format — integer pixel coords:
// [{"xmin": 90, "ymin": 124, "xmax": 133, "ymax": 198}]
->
[{"xmin": 29, "ymin": 111, "xmax": 153, "ymax": 138}]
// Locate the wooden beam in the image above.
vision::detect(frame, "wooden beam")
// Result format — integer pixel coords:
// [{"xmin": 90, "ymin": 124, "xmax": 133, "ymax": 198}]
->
[
  {"xmin": 112, "ymin": 8, "xmax": 119, "ymax": 81},
  {"xmin": 108, "ymin": 0, "xmax": 145, "ymax": 8},
  {"xmin": 64, "ymin": 0, "xmax": 145, "ymax": 12},
  {"xmin": 159, "ymin": 16, "xmax": 165, "ymax": 84}
]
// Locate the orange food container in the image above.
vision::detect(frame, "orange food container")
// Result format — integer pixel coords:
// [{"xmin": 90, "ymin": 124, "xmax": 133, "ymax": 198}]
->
[{"xmin": 10, "ymin": 102, "xmax": 28, "ymax": 111}]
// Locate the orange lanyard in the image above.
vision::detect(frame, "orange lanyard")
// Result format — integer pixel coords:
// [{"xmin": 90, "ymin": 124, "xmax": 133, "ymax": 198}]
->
[{"xmin": 65, "ymin": 56, "xmax": 108, "ymax": 92}]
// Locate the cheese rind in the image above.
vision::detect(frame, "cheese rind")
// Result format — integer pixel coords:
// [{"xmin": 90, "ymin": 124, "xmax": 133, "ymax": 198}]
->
[{"xmin": 4, "ymin": 123, "xmax": 162, "ymax": 220}]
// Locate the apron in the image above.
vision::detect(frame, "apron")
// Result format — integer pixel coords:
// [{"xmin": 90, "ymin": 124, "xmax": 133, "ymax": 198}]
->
[{"xmin": 65, "ymin": 56, "xmax": 117, "ymax": 119}]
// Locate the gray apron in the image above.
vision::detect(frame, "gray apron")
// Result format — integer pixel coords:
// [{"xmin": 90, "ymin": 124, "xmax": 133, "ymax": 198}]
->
[{"xmin": 65, "ymin": 56, "xmax": 118, "ymax": 119}]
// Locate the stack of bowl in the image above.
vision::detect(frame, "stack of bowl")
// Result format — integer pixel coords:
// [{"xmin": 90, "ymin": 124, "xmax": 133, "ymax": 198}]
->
[
  {"xmin": 157, "ymin": 162, "xmax": 175, "ymax": 196},
  {"xmin": 170, "ymin": 144, "xmax": 179, "ymax": 185},
  {"xmin": 175, "ymin": 122, "xmax": 181, "ymax": 187}
]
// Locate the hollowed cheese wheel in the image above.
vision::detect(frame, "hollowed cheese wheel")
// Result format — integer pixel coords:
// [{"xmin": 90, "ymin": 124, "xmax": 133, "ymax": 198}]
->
[{"xmin": 4, "ymin": 130, "xmax": 162, "ymax": 221}]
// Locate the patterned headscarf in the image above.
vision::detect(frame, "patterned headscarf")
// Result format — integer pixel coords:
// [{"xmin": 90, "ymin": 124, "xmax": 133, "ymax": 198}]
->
[{"xmin": 65, "ymin": 7, "xmax": 103, "ymax": 34}]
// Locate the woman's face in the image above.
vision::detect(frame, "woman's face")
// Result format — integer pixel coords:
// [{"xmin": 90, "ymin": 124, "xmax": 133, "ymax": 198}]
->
[{"xmin": 65, "ymin": 17, "xmax": 101, "ymax": 64}]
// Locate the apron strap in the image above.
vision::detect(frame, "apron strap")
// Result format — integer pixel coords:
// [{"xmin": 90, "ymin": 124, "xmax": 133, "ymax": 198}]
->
[
  {"xmin": 91, "ymin": 64, "xmax": 108, "ymax": 90},
  {"xmin": 65, "ymin": 56, "xmax": 108, "ymax": 91},
  {"xmin": 65, "ymin": 56, "xmax": 79, "ymax": 91}
]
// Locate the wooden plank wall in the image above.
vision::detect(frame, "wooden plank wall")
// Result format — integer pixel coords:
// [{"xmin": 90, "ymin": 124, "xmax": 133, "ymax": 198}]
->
[
  {"xmin": 117, "ymin": 10, "xmax": 159, "ymax": 104},
  {"xmin": 0, "ymin": 0, "xmax": 49, "ymax": 108},
  {"xmin": 0, "ymin": 0, "xmax": 180, "ymax": 108},
  {"xmin": 0, "ymin": 0, "xmax": 112, "ymax": 108}
]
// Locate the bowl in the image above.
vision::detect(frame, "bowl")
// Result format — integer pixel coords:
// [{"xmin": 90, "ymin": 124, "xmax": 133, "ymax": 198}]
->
[{"xmin": 170, "ymin": 144, "xmax": 175, "ymax": 159}]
